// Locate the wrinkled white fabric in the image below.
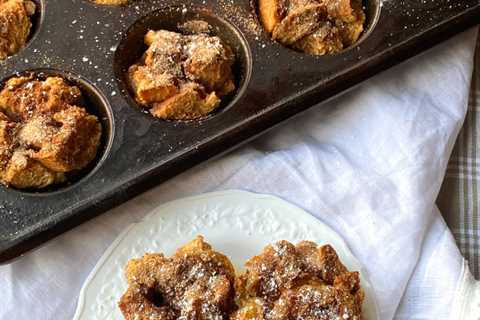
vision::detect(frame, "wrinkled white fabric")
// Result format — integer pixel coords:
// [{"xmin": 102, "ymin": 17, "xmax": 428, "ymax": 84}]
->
[{"xmin": 0, "ymin": 29, "xmax": 478, "ymax": 320}]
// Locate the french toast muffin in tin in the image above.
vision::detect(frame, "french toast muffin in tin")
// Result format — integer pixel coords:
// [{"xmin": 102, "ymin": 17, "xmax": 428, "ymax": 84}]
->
[
  {"xmin": 127, "ymin": 20, "xmax": 237, "ymax": 121},
  {"xmin": 0, "ymin": 74, "xmax": 103, "ymax": 190},
  {"xmin": 0, "ymin": 0, "xmax": 36, "ymax": 60},
  {"xmin": 258, "ymin": 0, "xmax": 366, "ymax": 55}
]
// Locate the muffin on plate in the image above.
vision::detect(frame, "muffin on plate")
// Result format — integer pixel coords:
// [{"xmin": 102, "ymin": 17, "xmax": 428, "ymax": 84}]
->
[
  {"xmin": 119, "ymin": 236, "xmax": 237, "ymax": 320},
  {"xmin": 232, "ymin": 240, "xmax": 364, "ymax": 320}
]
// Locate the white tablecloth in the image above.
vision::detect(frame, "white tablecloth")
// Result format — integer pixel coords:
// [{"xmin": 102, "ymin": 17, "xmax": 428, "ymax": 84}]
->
[{"xmin": 1, "ymin": 29, "xmax": 479, "ymax": 320}]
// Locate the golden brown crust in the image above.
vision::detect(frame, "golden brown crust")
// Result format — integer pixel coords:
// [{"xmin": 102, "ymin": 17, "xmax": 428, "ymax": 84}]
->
[
  {"xmin": 150, "ymin": 83, "xmax": 220, "ymax": 121},
  {"xmin": 231, "ymin": 241, "xmax": 364, "ymax": 320},
  {"xmin": 2, "ymin": 150, "xmax": 65, "ymax": 189},
  {"xmin": 259, "ymin": 0, "xmax": 283, "ymax": 34},
  {"xmin": 0, "ymin": 76, "xmax": 101, "ymax": 189},
  {"xmin": 292, "ymin": 22, "xmax": 344, "ymax": 55},
  {"xmin": 259, "ymin": 0, "xmax": 365, "ymax": 55},
  {"xmin": 272, "ymin": 4, "xmax": 328, "ymax": 45},
  {"xmin": 128, "ymin": 22, "xmax": 236, "ymax": 120},
  {"xmin": 31, "ymin": 107, "xmax": 102, "ymax": 172},
  {"xmin": 0, "ymin": 0, "xmax": 35, "ymax": 60},
  {"xmin": 92, "ymin": 0, "xmax": 129, "ymax": 5},
  {"xmin": 0, "ymin": 76, "xmax": 82, "ymax": 119},
  {"xmin": 269, "ymin": 280, "xmax": 363, "ymax": 319},
  {"xmin": 119, "ymin": 236, "xmax": 236, "ymax": 320}
]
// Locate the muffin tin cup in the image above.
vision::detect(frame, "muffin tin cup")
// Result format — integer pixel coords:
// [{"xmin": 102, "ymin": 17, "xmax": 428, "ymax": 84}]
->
[
  {"xmin": 114, "ymin": 6, "xmax": 253, "ymax": 121},
  {"xmin": 0, "ymin": 0, "xmax": 478, "ymax": 263},
  {"xmin": 252, "ymin": 0, "xmax": 381, "ymax": 55},
  {"xmin": 0, "ymin": 69, "xmax": 114, "ymax": 195}
]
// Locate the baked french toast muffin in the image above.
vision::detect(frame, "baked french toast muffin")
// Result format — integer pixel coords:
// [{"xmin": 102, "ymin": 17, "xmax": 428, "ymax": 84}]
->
[
  {"xmin": 128, "ymin": 21, "xmax": 236, "ymax": 120},
  {"xmin": 93, "ymin": 0, "xmax": 129, "ymax": 5},
  {"xmin": 0, "ymin": 75, "xmax": 102, "ymax": 189},
  {"xmin": 232, "ymin": 240, "xmax": 364, "ymax": 320},
  {"xmin": 0, "ymin": 0, "xmax": 36, "ymax": 59},
  {"xmin": 119, "ymin": 236, "xmax": 237, "ymax": 320},
  {"xmin": 259, "ymin": 0, "xmax": 365, "ymax": 55}
]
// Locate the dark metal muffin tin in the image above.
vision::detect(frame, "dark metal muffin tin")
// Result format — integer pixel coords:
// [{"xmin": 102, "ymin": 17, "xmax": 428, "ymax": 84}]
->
[{"xmin": 0, "ymin": 0, "xmax": 478, "ymax": 263}]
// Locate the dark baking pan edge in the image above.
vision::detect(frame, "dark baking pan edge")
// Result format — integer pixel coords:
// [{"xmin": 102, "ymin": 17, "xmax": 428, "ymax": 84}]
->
[{"xmin": 0, "ymin": 7, "xmax": 479, "ymax": 264}]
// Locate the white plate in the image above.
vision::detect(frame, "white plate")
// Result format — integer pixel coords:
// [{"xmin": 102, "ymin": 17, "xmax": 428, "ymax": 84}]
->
[{"xmin": 73, "ymin": 190, "xmax": 379, "ymax": 320}]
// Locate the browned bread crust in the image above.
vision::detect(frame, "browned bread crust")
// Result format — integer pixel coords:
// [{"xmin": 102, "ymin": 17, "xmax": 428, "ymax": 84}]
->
[
  {"xmin": 232, "ymin": 241, "xmax": 364, "ymax": 320},
  {"xmin": 0, "ymin": 0, "xmax": 35, "ymax": 59},
  {"xmin": 0, "ymin": 76, "xmax": 101, "ymax": 189},
  {"xmin": 128, "ymin": 22, "xmax": 236, "ymax": 120},
  {"xmin": 259, "ymin": 0, "xmax": 365, "ymax": 55},
  {"xmin": 119, "ymin": 236, "xmax": 237, "ymax": 320}
]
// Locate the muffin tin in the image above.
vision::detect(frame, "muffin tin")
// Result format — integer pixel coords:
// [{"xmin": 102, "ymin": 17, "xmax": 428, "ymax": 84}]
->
[{"xmin": 0, "ymin": 0, "xmax": 478, "ymax": 263}]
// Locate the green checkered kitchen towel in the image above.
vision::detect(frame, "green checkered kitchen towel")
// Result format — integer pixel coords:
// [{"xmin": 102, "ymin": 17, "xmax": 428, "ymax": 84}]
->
[{"xmin": 438, "ymin": 34, "xmax": 480, "ymax": 279}]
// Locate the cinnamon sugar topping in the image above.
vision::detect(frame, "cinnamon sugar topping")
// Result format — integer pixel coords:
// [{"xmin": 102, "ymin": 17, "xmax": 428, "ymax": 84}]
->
[
  {"xmin": 232, "ymin": 241, "xmax": 364, "ymax": 320},
  {"xmin": 128, "ymin": 21, "xmax": 236, "ymax": 121},
  {"xmin": 0, "ymin": 75, "xmax": 102, "ymax": 189}
]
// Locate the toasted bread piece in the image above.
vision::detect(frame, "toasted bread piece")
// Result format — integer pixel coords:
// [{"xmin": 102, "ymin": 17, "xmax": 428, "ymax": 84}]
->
[
  {"xmin": 272, "ymin": 4, "xmax": 327, "ymax": 45},
  {"xmin": 2, "ymin": 150, "xmax": 65, "ymax": 189},
  {"xmin": 262, "ymin": 0, "xmax": 365, "ymax": 56},
  {"xmin": 150, "ymin": 84, "xmax": 220, "ymax": 120},
  {"xmin": 31, "ymin": 107, "xmax": 102, "ymax": 172},
  {"xmin": 128, "ymin": 24, "xmax": 235, "ymax": 120},
  {"xmin": 128, "ymin": 65, "xmax": 179, "ymax": 105},
  {"xmin": 323, "ymin": 0, "xmax": 360, "ymax": 22},
  {"xmin": 232, "ymin": 240, "xmax": 364, "ymax": 320},
  {"xmin": 93, "ymin": 0, "xmax": 128, "ymax": 5},
  {"xmin": 230, "ymin": 298, "xmax": 266, "ymax": 320},
  {"xmin": 270, "ymin": 280, "xmax": 363, "ymax": 320},
  {"xmin": 17, "ymin": 116, "xmax": 58, "ymax": 149},
  {"xmin": 292, "ymin": 21, "xmax": 344, "ymax": 55},
  {"xmin": 259, "ymin": 0, "xmax": 283, "ymax": 34},
  {"xmin": 184, "ymin": 34, "xmax": 235, "ymax": 96},
  {"xmin": 0, "ymin": 76, "xmax": 81, "ymax": 120},
  {"xmin": 0, "ymin": 113, "xmax": 17, "ymax": 179},
  {"xmin": 0, "ymin": 0, "xmax": 35, "ymax": 60},
  {"xmin": 0, "ymin": 76, "xmax": 101, "ymax": 189}
]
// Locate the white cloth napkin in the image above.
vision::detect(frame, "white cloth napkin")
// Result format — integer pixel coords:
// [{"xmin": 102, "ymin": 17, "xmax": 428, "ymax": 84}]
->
[{"xmin": 1, "ymin": 28, "xmax": 479, "ymax": 320}]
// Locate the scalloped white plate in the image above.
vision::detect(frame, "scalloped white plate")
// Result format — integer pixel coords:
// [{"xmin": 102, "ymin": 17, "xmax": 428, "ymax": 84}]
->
[{"xmin": 73, "ymin": 190, "xmax": 379, "ymax": 320}]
